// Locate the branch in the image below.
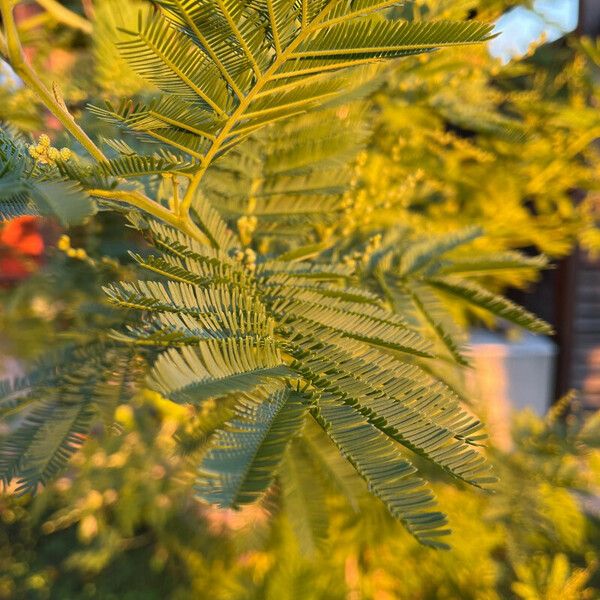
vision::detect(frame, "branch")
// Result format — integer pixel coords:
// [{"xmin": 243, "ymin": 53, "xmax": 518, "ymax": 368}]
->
[
  {"xmin": 88, "ymin": 189, "xmax": 180, "ymax": 226},
  {"xmin": 88, "ymin": 189, "xmax": 211, "ymax": 245},
  {"xmin": 0, "ymin": 0, "xmax": 106, "ymax": 162},
  {"xmin": 2, "ymin": 3, "xmax": 208, "ymax": 243}
]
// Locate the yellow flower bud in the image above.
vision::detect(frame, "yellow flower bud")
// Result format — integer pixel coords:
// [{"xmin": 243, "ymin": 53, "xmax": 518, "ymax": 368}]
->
[
  {"xmin": 237, "ymin": 215, "xmax": 258, "ymax": 246},
  {"xmin": 58, "ymin": 235, "xmax": 71, "ymax": 251},
  {"xmin": 86, "ymin": 490, "xmax": 104, "ymax": 510},
  {"xmin": 47, "ymin": 147, "xmax": 60, "ymax": 162},
  {"xmin": 244, "ymin": 248, "xmax": 257, "ymax": 265},
  {"xmin": 38, "ymin": 134, "xmax": 51, "ymax": 148},
  {"xmin": 60, "ymin": 148, "xmax": 73, "ymax": 161}
]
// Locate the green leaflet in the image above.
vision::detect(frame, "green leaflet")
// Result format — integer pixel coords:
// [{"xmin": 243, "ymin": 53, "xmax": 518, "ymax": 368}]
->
[
  {"xmin": 427, "ymin": 276, "xmax": 554, "ymax": 334},
  {"xmin": 397, "ymin": 226, "xmax": 482, "ymax": 277},
  {"xmin": 150, "ymin": 338, "xmax": 292, "ymax": 403},
  {"xmin": 437, "ymin": 252, "xmax": 550, "ymax": 276},
  {"xmin": 9, "ymin": 399, "xmax": 96, "ymax": 496},
  {"xmin": 315, "ymin": 398, "xmax": 451, "ymax": 549},
  {"xmin": 280, "ymin": 438, "xmax": 330, "ymax": 554},
  {"xmin": 197, "ymin": 385, "xmax": 306, "ymax": 506},
  {"xmin": 404, "ymin": 285, "xmax": 470, "ymax": 367},
  {"xmin": 294, "ymin": 19, "xmax": 495, "ymax": 59},
  {"xmin": 28, "ymin": 180, "xmax": 96, "ymax": 227}
]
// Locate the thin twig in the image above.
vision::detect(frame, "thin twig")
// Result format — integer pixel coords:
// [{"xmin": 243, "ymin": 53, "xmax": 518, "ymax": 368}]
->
[
  {"xmin": 0, "ymin": 0, "xmax": 106, "ymax": 161},
  {"xmin": 36, "ymin": 0, "xmax": 92, "ymax": 34},
  {"xmin": 88, "ymin": 189, "xmax": 180, "ymax": 227}
]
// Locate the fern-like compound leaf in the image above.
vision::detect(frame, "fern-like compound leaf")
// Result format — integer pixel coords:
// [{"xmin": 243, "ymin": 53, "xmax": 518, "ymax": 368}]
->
[
  {"xmin": 102, "ymin": 223, "xmax": 495, "ymax": 545},
  {"xmin": 0, "ymin": 346, "xmax": 142, "ymax": 494},
  {"xmin": 427, "ymin": 276, "xmax": 554, "ymax": 334},
  {"xmin": 89, "ymin": 0, "xmax": 493, "ymax": 182},
  {"xmin": 197, "ymin": 384, "xmax": 306, "ymax": 506},
  {"xmin": 315, "ymin": 398, "xmax": 450, "ymax": 549}
]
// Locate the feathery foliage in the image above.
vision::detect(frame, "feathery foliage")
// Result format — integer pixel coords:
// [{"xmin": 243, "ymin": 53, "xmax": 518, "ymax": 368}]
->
[
  {"xmin": 204, "ymin": 105, "xmax": 372, "ymax": 244},
  {"xmin": 0, "ymin": 344, "xmax": 143, "ymax": 495},
  {"xmin": 355, "ymin": 3, "xmax": 600, "ymax": 258},
  {"xmin": 0, "ymin": 0, "xmax": 555, "ymax": 550},
  {"xmin": 102, "ymin": 217, "xmax": 500, "ymax": 547},
  {"xmin": 88, "ymin": 0, "xmax": 494, "ymax": 188},
  {"xmin": 349, "ymin": 226, "xmax": 552, "ymax": 364}
]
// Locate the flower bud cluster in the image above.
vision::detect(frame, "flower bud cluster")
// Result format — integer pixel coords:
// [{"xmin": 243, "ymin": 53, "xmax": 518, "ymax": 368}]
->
[
  {"xmin": 28, "ymin": 134, "xmax": 73, "ymax": 165},
  {"xmin": 58, "ymin": 234, "xmax": 87, "ymax": 260},
  {"xmin": 234, "ymin": 247, "xmax": 257, "ymax": 273}
]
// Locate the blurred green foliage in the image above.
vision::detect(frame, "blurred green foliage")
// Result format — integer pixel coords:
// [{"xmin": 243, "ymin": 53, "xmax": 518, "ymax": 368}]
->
[
  {"xmin": 0, "ymin": 392, "xmax": 598, "ymax": 599},
  {"xmin": 349, "ymin": 4, "xmax": 600, "ymax": 260}
]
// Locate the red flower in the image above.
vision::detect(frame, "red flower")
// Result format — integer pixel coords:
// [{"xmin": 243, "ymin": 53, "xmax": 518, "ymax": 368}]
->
[
  {"xmin": 0, "ymin": 217, "xmax": 45, "ymax": 283},
  {"xmin": 1, "ymin": 216, "xmax": 45, "ymax": 256}
]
